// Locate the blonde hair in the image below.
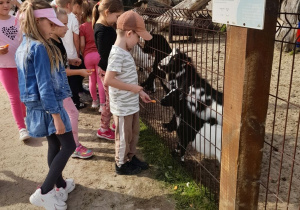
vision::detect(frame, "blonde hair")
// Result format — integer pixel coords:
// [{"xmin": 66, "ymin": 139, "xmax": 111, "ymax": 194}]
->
[
  {"xmin": 53, "ymin": 5, "xmax": 67, "ymax": 18},
  {"xmin": 18, "ymin": 0, "xmax": 62, "ymax": 71},
  {"xmin": 92, "ymin": 0, "xmax": 123, "ymax": 29}
]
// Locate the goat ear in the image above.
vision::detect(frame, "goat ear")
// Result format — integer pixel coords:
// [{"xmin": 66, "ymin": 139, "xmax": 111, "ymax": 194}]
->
[{"xmin": 176, "ymin": 48, "xmax": 180, "ymax": 54}]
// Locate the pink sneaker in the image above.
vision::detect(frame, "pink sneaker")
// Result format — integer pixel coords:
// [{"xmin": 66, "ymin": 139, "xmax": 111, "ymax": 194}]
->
[
  {"xmin": 72, "ymin": 144, "xmax": 93, "ymax": 159},
  {"xmin": 111, "ymin": 123, "xmax": 116, "ymax": 131},
  {"xmin": 97, "ymin": 128, "xmax": 115, "ymax": 140}
]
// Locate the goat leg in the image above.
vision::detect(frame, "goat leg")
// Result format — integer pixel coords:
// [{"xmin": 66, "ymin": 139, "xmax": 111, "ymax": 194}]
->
[{"xmin": 162, "ymin": 114, "xmax": 177, "ymax": 132}]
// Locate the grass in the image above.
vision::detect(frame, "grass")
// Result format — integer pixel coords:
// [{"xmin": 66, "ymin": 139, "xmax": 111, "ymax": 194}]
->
[{"xmin": 138, "ymin": 120, "xmax": 218, "ymax": 210}]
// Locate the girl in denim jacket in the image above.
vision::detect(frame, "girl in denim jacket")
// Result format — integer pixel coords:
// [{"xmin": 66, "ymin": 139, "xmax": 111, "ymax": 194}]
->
[{"xmin": 15, "ymin": 0, "xmax": 76, "ymax": 209}]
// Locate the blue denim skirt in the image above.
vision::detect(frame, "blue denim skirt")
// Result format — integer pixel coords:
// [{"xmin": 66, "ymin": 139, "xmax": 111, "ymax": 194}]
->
[{"xmin": 24, "ymin": 100, "xmax": 72, "ymax": 138}]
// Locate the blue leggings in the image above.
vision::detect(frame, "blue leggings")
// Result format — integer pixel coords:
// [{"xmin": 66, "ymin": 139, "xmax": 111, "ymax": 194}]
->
[{"xmin": 41, "ymin": 131, "xmax": 76, "ymax": 194}]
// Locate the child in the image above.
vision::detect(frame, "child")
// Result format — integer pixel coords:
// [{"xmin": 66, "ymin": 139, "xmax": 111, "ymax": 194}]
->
[
  {"xmin": 52, "ymin": 6, "xmax": 93, "ymax": 159},
  {"xmin": 80, "ymin": 0, "xmax": 105, "ymax": 109},
  {"xmin": 16, "ymin": 0, "xmax": 76, "ymax": 208},
  {"xmin": 104, "ymin": 10, "xmax": 153, "ymax": 175},
  {"xmin": 92, "ymin": 0, "xmax": 123, "ymax": 140},
  {"xmin": 56, "ymin": 0, "xmax": 85, "ymax": 109},
  {"xmin": 0, "ymin": 0, "xmax": 30, "ymax": 141}
]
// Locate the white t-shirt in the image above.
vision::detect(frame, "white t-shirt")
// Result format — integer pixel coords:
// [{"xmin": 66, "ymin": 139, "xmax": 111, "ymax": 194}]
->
[
  {"xmin": 107, "ymin": 45, "xmax": 139, "ymax": 116},
  {"xmin": 61, "ymin": 12, "xmax": 79, "ymax": 59}
]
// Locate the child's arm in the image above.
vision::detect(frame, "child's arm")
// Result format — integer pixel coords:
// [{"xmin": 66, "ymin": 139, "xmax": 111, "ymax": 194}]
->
[
  {"xmin": 80, "ymin": 36, "xmax": 85, "ymax": 56},
  {"xmin": 104, "ymin": 71, "xmax": 143, "ymax": 93},
  {"xmin": 68, "ymin": 58, "xmax": 81, "ymax": 66},
  {"xmin": 66, "ymin": 68, "xmax": 93, "ymax": 77},
  {"xmin": 73, "ymin": 32, "xmax": 80, "ymax": 58},
  {"xmin": 52, "ymin": 113, "xmax": 65, "ymax": 135}
]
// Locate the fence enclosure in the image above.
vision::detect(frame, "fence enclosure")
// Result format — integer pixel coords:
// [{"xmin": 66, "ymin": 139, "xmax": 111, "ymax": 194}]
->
[{"xmin": 132, "ymin": 0, "xmax": 300, "ymax": 208}]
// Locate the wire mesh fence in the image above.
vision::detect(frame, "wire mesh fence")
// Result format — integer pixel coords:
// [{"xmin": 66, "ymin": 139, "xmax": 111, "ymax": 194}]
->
[
  {"xmin": 130, "ymin": 7, "xmax": 226, "ymax": 203},
  {"xmin": 259, "ymin": 11, "xmax": 300, "ymax": 209}
]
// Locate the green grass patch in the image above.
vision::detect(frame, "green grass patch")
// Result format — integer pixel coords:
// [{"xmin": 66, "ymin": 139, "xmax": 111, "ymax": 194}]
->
[{"xmin": 139, "ymin": 120, "xmax": 218, "ymax": 210}]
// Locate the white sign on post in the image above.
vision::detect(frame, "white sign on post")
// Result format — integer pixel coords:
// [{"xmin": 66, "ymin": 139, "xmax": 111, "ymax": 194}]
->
[{"xmin": 212, "ymin": 0, "xmax": 266, "ymax": 30}]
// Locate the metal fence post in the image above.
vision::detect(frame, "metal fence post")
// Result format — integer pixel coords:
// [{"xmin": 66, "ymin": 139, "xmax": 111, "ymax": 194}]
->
[{"xmin": 219, "ymin": 0, "xmax": 279, "ymax": 209}]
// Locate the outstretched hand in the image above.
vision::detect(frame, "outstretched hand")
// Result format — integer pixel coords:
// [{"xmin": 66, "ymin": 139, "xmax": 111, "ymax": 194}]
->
[
  {"xmin": 139, "ymin": 90, "xmax": 152, "ymax": 103},
  {"xmin": 80, "ymin": 69, "xmax": 93, "ymax": 77}
]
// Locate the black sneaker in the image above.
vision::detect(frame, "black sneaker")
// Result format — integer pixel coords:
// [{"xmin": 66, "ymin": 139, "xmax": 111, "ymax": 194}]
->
[
  {"xmin": 115, "ymin": 161, "xmax": 142, "ymax": 175},
  {"xmin": 130, "ymin": 155, "xmax": 149, "ymax": 170}
]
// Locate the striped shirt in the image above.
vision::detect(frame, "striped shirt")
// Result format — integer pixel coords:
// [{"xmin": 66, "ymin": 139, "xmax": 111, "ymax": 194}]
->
[{"xmin": 107, "ymin": 45, "xmax": 139, "ymax": 116}]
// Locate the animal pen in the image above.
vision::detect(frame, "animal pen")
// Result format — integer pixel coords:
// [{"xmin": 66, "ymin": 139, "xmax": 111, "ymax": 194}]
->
[{"xmin": 130, "ymin": 0, "xmax": 300, "ymax": 209}]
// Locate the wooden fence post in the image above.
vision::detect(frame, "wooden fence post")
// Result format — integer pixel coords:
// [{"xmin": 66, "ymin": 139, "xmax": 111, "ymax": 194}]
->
[{"xmin": 219, "ymin": 0, "xmax": 279, "ymax": 209}]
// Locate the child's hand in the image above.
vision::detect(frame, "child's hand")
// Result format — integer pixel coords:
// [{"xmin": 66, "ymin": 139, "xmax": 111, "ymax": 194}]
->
[
  {"xmin": 130, "ymin": 84, "xmax": 143, "ymax": 93},
  {"xmin": 69, "ymin": 58, "xmax": 82, "ymax": 66},
  {"xmin": 80, "ymin": 69, "xmax": 93, "ymax": 77},
  {"xmin": 52, "ymin": 114, "xmax": 66, "ymax": 135},
  {"xmin": 0, "ymin": 45, "xmax": 9, "ymax": 55},
  {"xmin": 139, "ymin": 90, "xmax": 152, "ymax": 103}
]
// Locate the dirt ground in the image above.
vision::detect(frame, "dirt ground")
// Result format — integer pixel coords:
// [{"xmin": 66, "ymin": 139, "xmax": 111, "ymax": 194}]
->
[{"xmin": 0, "ymin": 85, "xmax": 176, "ymax": 210}]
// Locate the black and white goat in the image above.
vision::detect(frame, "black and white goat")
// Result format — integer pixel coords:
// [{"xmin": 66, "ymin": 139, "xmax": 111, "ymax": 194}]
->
[
  {"xmin": 161, "ymin": 88, "xmax": 222, "ymax": 162},
  {"xmin": 141, "ymin": 33, "xmax": 172, "ymax": 92},
  {"xmin": 160, "ymin": 49, "xmax": 223, "ymax": 130},
  {"xmin": 161, "ymin": 88, "xmax": 205, "ymax": 161}
]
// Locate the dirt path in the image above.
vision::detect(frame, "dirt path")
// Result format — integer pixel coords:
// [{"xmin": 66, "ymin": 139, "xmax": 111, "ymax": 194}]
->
[{"xmin": 0, "ymin": 85, "xmax": 176, "ymax": 210}]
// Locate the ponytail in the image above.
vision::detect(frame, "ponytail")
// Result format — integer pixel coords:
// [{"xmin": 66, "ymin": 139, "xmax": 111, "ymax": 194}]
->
[{"xmin": 92, "ymin": 3, "xmax": 99, "ymax": 28}]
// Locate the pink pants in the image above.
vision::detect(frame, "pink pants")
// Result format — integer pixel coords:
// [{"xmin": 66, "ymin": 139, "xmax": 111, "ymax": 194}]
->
[
  {"xmin": 84, "ymin": 52, "xmax": 105, "ymax": 104},
  {"xmin": 63, "ymin": 97, "xmax": 79, "ymax": 146},
  {"xmin": 99, "ymin": 68, "xmax": 113, "ymax": 129},
  {"xmin": 0, "ymin": 68, "xmax": 26, "ymax": 130}
]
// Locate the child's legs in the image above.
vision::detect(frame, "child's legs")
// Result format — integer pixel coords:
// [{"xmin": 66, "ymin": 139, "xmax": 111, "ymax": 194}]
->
[
  {"xmin": 128, "ymin": 112, "xmax": 140, "ymax": 160},
  {"xmin": 84, "ymin": 52, "xmax": 101, "ymax": 101},
  {"xmin": 68, "ymin": 75, "xmax": 81, "ymax": 105},
  {"xmin": 41, "ymin": 131, "xmax": 76, "ymax": 194},
  {"xmin": 0, "ymin": 68, "xmax": 26, "ymax": 130},
  {"xmin": 84, "ymin": 54, "xmax": 97, "ymax": 101},
  {"xmin": 63, "ymin": 97, "xmax": 79, "ymax": 146},
  {"xmin": 99, "ymin": 69, "xmax": 112, "ymax": 129},
  {"xmin": 97, "ymin": 67, "xmax": 105, "ymax": 104},
  {"xmin": 114, "ymin": 114, "xmax": 138, "ymax": 166}
]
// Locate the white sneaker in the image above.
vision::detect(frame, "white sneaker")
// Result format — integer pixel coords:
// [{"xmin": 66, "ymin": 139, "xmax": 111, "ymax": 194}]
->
[
  {"xmin": 29, "ymin": 188, "xmax": 67, "ymax": 210},
  {"xmin": 19, "ymin": 128, "xmax": 30, "ymax": 141},
  {"xmin": 91, "ymin": 100, "xmax": 99, "ymax": 108},
  {"xmin": 56, "ymin": 179, "xmax": 75, "ymax": 202}
]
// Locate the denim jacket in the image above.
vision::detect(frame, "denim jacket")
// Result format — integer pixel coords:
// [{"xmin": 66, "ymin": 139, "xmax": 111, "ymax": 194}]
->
[{"xmin": 15, "ymin": 36, "xmax": 72, "ymax": 114}]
